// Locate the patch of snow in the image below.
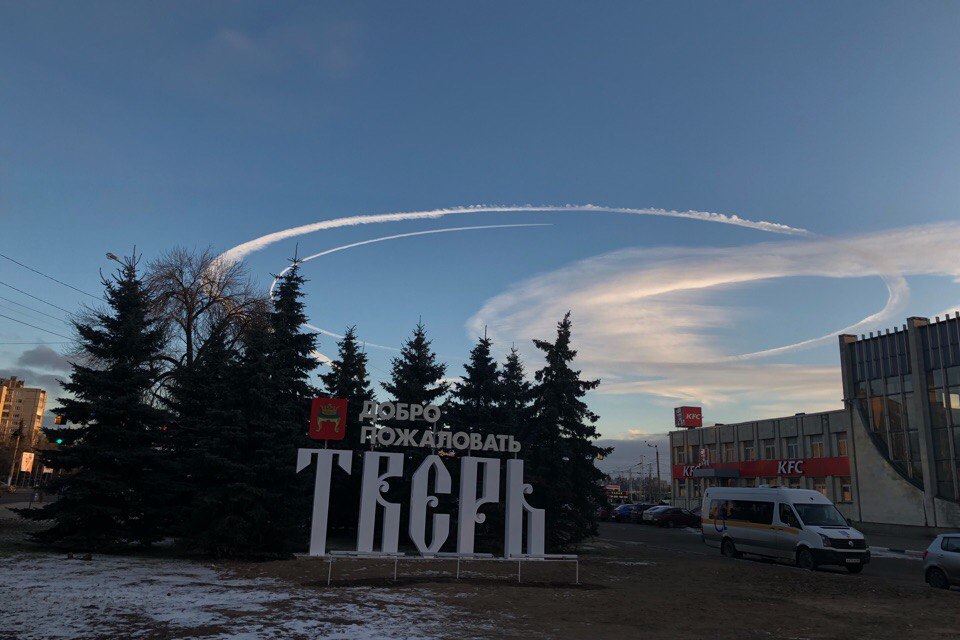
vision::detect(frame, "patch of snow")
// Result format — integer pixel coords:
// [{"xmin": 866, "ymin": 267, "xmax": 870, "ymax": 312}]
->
[{"xmin": 0, "ymin": 552, "xmax": 477, "ymax": 639}]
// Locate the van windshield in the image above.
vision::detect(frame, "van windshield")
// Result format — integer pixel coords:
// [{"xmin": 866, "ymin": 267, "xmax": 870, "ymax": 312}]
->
[{"xmin": 792, "ymin": 503, "xmax": 848, "ymax": 527}]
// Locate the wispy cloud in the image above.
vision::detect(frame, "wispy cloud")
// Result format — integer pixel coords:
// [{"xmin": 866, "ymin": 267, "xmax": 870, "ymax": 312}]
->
[{"xmin": 468, "ymin": 222, "xmax": 960, "ymax": 415}]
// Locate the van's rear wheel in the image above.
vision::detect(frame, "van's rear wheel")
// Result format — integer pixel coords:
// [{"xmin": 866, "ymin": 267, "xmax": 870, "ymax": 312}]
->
[
  {"xmin": 927, "ymin": 567, "xmax": 949, "ymax": 589},
  {"xmin": 797, "ymin": 548, "xmax": 817, "ymax": 571},
  {"xmin": 721, "ymin": 539, "xmax": 741, "ymax": 559}
]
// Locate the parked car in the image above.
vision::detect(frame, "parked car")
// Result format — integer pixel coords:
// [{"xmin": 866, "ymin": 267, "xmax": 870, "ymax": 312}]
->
[
  {"xmin": 641, "ymin": 505, "xmax": 671, "ymax": 524},
  {"xmin": 630, "ymin": 503, "xmax": 657, "ymax": 523},
  {"xmin": 924, "ymin": 534, "xmax": 960, "ymax": 589},
  {"xmin": 597, "ymin": 505, "xmax": 612, "ymax": 521},
  {"xmin": 612, "ymin": 504, "xmax": 635, "ymax": 523},
  {"xmin": 646, "ymin": 507, "xmax": 700, "ymax": 528}
]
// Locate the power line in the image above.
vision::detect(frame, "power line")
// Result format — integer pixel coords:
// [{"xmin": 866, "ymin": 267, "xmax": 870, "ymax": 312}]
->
[
  {"xmin": 0, "ymin": 280, "xmax": 74, "ymax": 314},
  {"xmin": 0, "ymin": 303, "xmax": 70, "ymax": 334},
  {"xmin": 0, "ymin": 295, "xmax": 70, "ymax": 325},
  {"xmin": 0, "ymin": 312, "xmax": 75, "ymax": 340},
  {"xmin": 0, "ymin": 252, "xmax": 98, "ymax": 298}
]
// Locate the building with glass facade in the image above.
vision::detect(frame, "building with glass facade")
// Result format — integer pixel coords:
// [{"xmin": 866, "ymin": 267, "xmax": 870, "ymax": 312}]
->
[
  {"xmin": 669, "ymin": 314, "xmax": 960, "ymax": 531},
  {"xmin": 838, "ymin": 315, "xmax": 960, "ymax": 529}
]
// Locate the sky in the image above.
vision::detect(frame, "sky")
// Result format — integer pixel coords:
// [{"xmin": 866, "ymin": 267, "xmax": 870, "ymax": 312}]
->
[{"xmin": 2, "ymin": 2, "xmax": 960, "ymax": 475}]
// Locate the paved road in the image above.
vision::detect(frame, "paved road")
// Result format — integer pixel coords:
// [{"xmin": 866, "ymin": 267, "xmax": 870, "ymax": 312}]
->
[{"xmin": 598, "ymin": 521, "xmax": 924, "ymax": 584}]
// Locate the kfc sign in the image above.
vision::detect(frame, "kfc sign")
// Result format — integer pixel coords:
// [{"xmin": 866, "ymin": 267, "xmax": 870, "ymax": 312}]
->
[{"xmin": 674, "ymin": 406, "xmax": 703, "ymax": 429}]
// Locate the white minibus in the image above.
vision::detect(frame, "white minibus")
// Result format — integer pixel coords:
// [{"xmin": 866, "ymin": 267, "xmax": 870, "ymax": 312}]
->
[{"xmin": 701, "ymin": 487, "xmax": 869, "ymax": 573}]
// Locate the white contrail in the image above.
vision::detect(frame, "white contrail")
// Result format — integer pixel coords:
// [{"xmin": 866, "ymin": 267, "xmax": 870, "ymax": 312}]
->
[
  {"xmin": 219, "ymin": 204, "xmax": 810, "ymax": 264},
  {"xmin": 269, "ymin": 223, "xmax": 552, "ymax": 297},
  {"xmin": 304, "ymin": 323, "xmax": 399, "ymax": 352}
]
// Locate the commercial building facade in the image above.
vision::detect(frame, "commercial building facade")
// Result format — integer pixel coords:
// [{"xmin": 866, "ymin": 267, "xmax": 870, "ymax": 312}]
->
[
  {"xmin": 0, "ymin": 376, "xmax": 47, "ymax": 445},
  {"xmin": 670, "ymin": 314, "xmax": 960, "ymax": 531}
]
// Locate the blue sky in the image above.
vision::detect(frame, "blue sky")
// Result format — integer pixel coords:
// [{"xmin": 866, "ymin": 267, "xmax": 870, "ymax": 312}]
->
[{"xmin": 2, "ymin": 2, "xmax": 960, "ymax": 459}]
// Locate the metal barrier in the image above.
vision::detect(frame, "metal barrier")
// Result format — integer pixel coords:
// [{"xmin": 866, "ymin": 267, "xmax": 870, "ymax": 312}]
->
[{"xmin": 318, "ymin": 551, "xmax": 579, "ymax": 586}]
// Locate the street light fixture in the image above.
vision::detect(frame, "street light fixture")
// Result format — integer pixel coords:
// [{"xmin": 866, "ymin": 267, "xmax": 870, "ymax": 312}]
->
[
  {"xmin": 642, "ymin": 440, "xmax": 663, "ymax": 503},
  {"xmin": 105, "ymin": 253, "xmax": 121, "ymax": 263}
]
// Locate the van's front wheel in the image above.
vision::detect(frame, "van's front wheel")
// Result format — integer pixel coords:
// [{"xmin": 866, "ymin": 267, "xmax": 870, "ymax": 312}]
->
[
  {"xmin": 721, "ymin": 539, "xmax": 741, "ymax": 559},
  {"xmin": 797, "ymin": 548, "xmax": 817, "ymax": 571}
]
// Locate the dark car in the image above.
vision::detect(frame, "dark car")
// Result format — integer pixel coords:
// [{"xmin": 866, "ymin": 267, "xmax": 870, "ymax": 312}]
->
[
  {"xmin": 640, "ymin": 505, "xmax": 672, "ymax": 524},
  {"xmin": 597, "ymin": 505, "xmax": 613, "ymax": 521},
  {"xmin": 646, "ymin": 507, "xmax": 700, "ymax": 528},
  {"xmin": 612, "ymin": 504, "xmax": 643, "ymax": 523}
]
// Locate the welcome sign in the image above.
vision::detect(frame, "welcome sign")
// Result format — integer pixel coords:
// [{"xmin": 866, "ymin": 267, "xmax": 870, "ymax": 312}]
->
[{"xmin": 297, "ymin": 400, "xmax": 546, "ymax": 558}]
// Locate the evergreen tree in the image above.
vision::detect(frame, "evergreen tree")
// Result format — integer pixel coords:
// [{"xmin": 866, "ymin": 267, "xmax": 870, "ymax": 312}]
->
[
  {"xmin": 500, "ymin": 346, "xmax": 532, "ymax": 441},
  {"xmin": 262, "ymin": 260, "xmax": 320, "ymax": 551},
  {"xmin": 381, "ymin": 323, "xmax": 449, "ymax": 410},
  {"xmin": 320, "ymin": 326, "xmax": 375, "ymax": 450},
  {"xmin": 21, "ymin": 254, "xmax": 169, "ymax": 549},
  {"xmin": 381, "ymin": 323, "xmax": 450, "ymax": 542},
  {"xmin": 447, "ymin": 334, "xmax": 503, "ymax": 448},
  {"xmin": 165, "ymin": 329, "xmax": 256, "ymax": 555},
  {"xmin": 527, "ymin": 312, "xmax": 611, "ymax": 549},
  {"xmin": 320, "ymin": 326, "xmax": 375, "ymax": 532}
]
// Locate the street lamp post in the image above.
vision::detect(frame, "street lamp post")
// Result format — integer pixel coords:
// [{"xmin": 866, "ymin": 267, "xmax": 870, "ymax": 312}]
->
[{"xmin": 643, "ymin": 441, "xmax": 662, "ymax": 503}]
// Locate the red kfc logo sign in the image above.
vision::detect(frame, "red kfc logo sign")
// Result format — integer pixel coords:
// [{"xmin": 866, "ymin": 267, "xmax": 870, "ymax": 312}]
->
[
  {"xmin": 310, "ymin": 398, "xmax": 348, "ymax": 441},
  {"xmin": 674, "ymin": 406, "xmax": 703, "ymax": 429}
]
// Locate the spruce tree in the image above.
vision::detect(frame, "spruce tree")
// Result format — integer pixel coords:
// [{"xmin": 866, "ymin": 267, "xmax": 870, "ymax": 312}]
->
[
  {"xmin": 263, "ymin": 260, "xmax": 320, "ymax": 551},
  {"xmin": 527, "ymin": 312, "xmax": 611, "ymax": 549},
  {"xmin": 320, "ymin": 326, "xmax": 375, "ymax": 532},
  {"xmin": 500, "ymin": 346, "xmax": 532, "ymax": 441},
  {"xmin": 320, "ymin": 326, "xmax": 375, "ymax": 449},
  {"xmin": 381, "ymin": 323, "xmax": 449, "ymax": 410},
  {"xmin": 380, "ymin": 323, "xmax": 449, "ymax": 541},
  {"xmin": 447, "ymin": 334, "xmax": 503, "ymax": 450},
  {"xmin": 22, "ymin": 254, "xmax": 169, "ymax": 549}
]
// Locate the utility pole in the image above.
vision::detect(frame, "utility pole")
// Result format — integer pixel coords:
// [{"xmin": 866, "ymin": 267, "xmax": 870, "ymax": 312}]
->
[{"xmin": 643, "ymin": 440, "xmax": 662, "ymax": 503}]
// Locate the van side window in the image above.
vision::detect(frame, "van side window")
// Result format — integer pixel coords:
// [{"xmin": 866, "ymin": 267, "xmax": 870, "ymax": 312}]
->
[
  {"xmin": 779, "ymin": 503, "xmax": 800, "ymax": 529},
  {"xmin": 712, "ymin": 500, "xmax": 773, "ymax": 524}
]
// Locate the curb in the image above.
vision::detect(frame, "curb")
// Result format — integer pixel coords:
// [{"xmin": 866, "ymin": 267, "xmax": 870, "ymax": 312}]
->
[{"xmin": 869, "ymin": 546, "xmax": 923, "ymax": 558}]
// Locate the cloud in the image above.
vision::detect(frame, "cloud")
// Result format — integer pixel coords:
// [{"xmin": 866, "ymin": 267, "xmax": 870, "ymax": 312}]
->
[
  {"xmin": 467, "ymin": 222, "xmax": 960, "ymax": 415},
  {"xmin": 16, "ymin": 346, "xmax": 71, "ymax": 372}
]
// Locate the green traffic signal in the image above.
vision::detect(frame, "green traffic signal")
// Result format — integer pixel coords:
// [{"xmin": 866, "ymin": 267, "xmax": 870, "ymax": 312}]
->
[{"xmin": 55, "ymin": 438, "xmax": 64, "ymax": 445}]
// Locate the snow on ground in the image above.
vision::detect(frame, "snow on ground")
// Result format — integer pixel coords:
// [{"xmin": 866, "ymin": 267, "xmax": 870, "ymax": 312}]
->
[{"xmin": 0, "ymin": 552, "xmax": 471, "ymax": 640}]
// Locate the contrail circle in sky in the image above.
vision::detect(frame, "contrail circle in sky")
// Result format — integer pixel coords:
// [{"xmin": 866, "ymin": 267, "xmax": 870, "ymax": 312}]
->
[{"xmin": 222, "ymin": 204, "xmax": 906, "ymax": 360}]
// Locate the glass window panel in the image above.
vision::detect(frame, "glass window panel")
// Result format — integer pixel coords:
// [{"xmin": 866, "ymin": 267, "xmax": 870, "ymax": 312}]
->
[
  {"xmin": 886, "ymin": 377, "xmax": 901, "ymax": 394},
  {"xmin": 949, "ymin": 387, "xmax": 960, "ymax": 426},
  {"xmin": 948, "ymin": 367, "xmax": 960, "ymax": 386},
  {"xmin": 887, "ymin": 395, "xmax": 904, "ymax": 432},
  {"xmin": 835, "ymin": 434, "xmax": 848, "ymax": 457},
  {"xmin": 870, "ymin": 379, "xmax": 884, "ymax": 396},
  {"xmin": 889, "ymin": 433, "xmax": 907, "ymax": 461},
  {"xmin": 930, "ymin": 390, "xmax": 948, "ymax": 429},
  {"xmin": 871, "ymin": 397, "xmax": 885, "ymax": 433},
  {"xmin": 932, "ymin": 429, "xmax": 951, "ymax": 460}
]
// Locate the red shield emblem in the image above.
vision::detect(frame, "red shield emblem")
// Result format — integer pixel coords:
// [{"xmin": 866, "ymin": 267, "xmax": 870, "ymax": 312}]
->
[{"xmin": 310, "ymin": 398, "xmax": 348, "ymax": 440}]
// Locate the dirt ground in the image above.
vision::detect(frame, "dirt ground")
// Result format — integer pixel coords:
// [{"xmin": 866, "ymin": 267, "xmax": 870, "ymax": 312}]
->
[{"xmin": 223, "ymin": 538, "xmax": 959, "ymax": 640}]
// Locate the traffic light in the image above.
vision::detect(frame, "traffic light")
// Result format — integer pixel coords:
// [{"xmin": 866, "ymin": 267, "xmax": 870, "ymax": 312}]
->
[{"xmin": 55, "ymin": 438, "xmax": 64, "ymax": 445}]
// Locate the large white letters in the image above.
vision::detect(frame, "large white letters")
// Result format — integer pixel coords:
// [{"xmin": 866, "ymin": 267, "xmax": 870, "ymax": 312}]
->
[
  {"xmin": 457, "ymin": 457, "xmax": 501, "ymax": 554},
  {"xmin": 504, "ymin": 459, "xmax": 545, "ymax": 557},
  {"xmin": 408, "ymin": 454, "xmax": 452, "ymax": 554},
  {"xmin": 296, "ymin": 448, "xmax": 352, "ymax": 557},
  {"xmin": 357, "ymin": 451, "xmax": 404, "ymax": 553}
]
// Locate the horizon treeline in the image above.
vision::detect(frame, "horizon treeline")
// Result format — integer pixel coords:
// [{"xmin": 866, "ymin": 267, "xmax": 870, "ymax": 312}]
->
[{"xmin": 20, "ymin": 247, "xmax": 611, "ymax": 556}]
